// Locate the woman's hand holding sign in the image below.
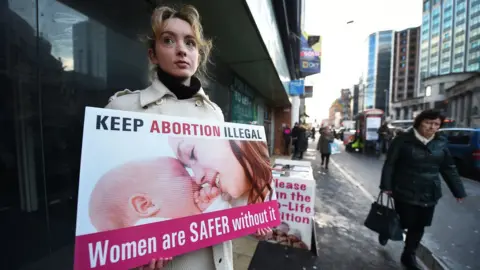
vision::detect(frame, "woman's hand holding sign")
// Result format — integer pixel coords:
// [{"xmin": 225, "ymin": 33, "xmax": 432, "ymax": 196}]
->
[
  {"xmin": 194, "ymin": 185, "xmax": 221, "ymax": 211},
  {"xmin": 136, "ymin": 257, "xmax": 172, "ymax": 270},
  {"xmin": 256, "ymin": 227, "xmax": 273, "ymax": 237}
]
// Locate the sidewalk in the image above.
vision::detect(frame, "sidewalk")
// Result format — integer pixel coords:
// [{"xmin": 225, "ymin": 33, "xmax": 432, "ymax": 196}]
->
[
  {"xmin": 232, "ymin": 237, "xmax": 260, "ymax": 270},
  {"xmin": 232, "ymin": 154, "xmax": 291, "ymax": 269}
]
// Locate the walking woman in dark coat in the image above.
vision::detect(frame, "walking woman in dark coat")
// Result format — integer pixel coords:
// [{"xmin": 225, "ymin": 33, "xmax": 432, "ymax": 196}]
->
[
  {"xmin": 317, "ymin": 128, "xmax": 334, "ymax": 169},
  {"xmin": 379, "ymin": 109, "xmax": 466, "ymax": 270}
]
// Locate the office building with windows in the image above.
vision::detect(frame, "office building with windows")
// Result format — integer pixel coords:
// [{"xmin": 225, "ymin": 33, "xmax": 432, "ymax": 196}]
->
[
  {"xmin": 362, "ymin": 30, "xmax": 395, "ymax": 115},
  {"xmin": 391, "ymin": 27, "xmax": 421, "ymax": 119},
  {"xmin": 419, "ymin": 0, "xmax": 480, "ymax": 96}
]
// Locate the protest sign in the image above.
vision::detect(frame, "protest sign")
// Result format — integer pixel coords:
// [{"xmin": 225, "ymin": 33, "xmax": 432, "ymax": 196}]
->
[
  {"xmin": 74, "ymin": 107, "xmax": 280, "ymax": 270},
  {"xmin": 257, "ymin": 159, "xmax": 315, "ymax": 250}
]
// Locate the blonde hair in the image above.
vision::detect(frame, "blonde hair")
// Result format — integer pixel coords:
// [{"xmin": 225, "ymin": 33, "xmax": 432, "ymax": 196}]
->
[{"xmin": 147, "ymin": 5, "xmax": 212, "ymax": 82}]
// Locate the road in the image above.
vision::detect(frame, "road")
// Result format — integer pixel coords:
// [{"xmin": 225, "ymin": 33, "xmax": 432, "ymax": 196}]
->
[{"xmin": 330, "ymin": 145, "xmax": 480, "ymax": 270}]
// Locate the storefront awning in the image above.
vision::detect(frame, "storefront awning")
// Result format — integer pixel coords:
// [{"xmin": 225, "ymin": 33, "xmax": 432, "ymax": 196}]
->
[
  {"xmin": 62, "ymin": 0, "xmax": 291, "ymax": 107},
  {"xmin": 196, "ymin": 0, "xmax": 291, "ymax": 106}
]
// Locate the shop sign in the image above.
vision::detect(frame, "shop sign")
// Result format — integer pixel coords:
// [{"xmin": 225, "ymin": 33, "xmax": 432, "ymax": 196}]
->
[
  {"xmin": 289, "ymin": 80, "xmax": 305, "ymax": 96},
  {"xmin": 299, "ymin": 32, "xmax": 321, "ymax": 76},
  {"xmin": 73, "ymin": 107, "xmax": 280, "ymax": 270},
  {"xmin": 301, "ymin": 85, "xmax": 313, "ymax": 98}
]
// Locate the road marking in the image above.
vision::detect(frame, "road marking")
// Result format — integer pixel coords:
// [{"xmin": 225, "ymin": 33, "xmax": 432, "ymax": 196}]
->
[{"xmin": 329, "ymin": 158, "xmax": 375, "ymax": 200}]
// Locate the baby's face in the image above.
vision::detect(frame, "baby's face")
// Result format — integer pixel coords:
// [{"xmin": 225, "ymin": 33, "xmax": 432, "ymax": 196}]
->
[
  {"xmin": 145, "ymin": 157, "xmax": 201, "ymax": 218},
  {"xmin": 89, "ymin": 157, "xmax": 202, "ymax": 231}
]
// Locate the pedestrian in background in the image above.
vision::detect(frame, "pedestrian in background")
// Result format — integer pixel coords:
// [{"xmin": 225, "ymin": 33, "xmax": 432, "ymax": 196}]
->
[
  {"xmin": 311, "ymin": 126, "xmax": 316, "ymax": 139},
  {"xmin": 379, "ymin": 109, "xmax": 466, "ymax": 270},
  {"xmin": 282, "ymin": 125, "xmax": 292, "ymax": 155},
  {"xmin": 317, "ymin": 128, "xmax": 334, "ymax": 170},
  {"xmin": 291, "ymin": 122, "xmax": 300, "ymax": 158},
  {"xmin": 295, "ymin": 124, "xmax": 309, "ymax": 159},
  {"xmin": 377, "ymin": 120, "xmax": 392, "ymax": 154}
]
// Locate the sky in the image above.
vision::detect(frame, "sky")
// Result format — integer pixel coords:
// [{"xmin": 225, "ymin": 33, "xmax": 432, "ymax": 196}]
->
[{"xmin": 303, "ymin": 0, "xmax": 422, "ymax": 122}]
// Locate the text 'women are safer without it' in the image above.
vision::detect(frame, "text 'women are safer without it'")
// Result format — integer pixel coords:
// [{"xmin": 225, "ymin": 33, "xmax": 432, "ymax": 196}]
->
[{"xmin": 87, "ymin": 207, "xmax": 277, "ymax": 268}]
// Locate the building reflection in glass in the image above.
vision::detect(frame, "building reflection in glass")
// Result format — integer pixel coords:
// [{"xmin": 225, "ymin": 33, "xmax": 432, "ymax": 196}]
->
[{"xmin": 1, "ymin": 0, "xmax": 150, "ymax": 268}]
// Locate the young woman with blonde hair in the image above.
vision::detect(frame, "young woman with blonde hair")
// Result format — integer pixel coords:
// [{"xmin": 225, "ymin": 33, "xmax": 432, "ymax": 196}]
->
[{"xmin": 106, "ymin": 5, "xmax": 270, "ymax": 270}]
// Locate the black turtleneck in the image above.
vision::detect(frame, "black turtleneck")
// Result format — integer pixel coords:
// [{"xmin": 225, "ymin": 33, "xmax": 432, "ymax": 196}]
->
[{"xmin": 156, "ymin": 67, "xmax": 201, "ymax": 100}]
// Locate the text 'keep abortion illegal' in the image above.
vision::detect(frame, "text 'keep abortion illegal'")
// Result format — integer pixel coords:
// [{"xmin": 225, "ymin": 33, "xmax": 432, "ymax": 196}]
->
[{"xmin": 95, "ymin": 115, "xmax": 263, "ymax": 140}]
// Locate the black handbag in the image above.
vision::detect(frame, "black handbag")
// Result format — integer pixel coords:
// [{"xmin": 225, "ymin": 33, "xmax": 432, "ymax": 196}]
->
[{"xmin": 364, "ymin": 192, "xmax": 403, "ymax": 241}]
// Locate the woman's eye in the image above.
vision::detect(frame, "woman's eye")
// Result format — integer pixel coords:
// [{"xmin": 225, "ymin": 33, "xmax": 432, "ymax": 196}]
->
[
  {"xmin": 162, "ymin": 37, "xmax": 174, "ymax": 45},
  {"xmin": 185, "ymin": 39, "xmax": 196, "ymax": 48},
  {"xmin": 189, "ymin": 147, "xmax": 197, "ymax": 160}
]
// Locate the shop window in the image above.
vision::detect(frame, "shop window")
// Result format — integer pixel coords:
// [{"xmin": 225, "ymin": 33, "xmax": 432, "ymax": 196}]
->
[
  {"xmin": 1, "ymin": 0, "xmax": 156, "ymax": 268},
  {"xmin": 1, "ymin": 1, "xmax": 52, "ymax": 268}
]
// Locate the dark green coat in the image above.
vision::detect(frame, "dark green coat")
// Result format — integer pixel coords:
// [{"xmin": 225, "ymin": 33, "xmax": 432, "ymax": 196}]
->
[
  {"xmin": 317, "ymin": 133, "xmax": 334, "ymax": 154},
  {"xmin": 380, "ymin": 130, "xmax": 466, "ymax": 207}
]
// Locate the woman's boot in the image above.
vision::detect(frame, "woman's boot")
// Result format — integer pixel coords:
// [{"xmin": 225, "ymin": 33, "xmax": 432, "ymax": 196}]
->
[{"xmin": 401, "ymin": 229, "xmax": 423, "ymax": 270}]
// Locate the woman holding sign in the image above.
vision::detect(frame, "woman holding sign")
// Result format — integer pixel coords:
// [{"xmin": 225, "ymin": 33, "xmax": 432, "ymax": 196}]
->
[{"xmin": 105, "ymin": 5, "xmax": 270, "ymax": 270}]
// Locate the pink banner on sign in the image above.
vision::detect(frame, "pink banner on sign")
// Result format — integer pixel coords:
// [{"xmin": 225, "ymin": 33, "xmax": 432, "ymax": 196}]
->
[{"xmin": 74, "ymin": 200, "xmax": 280, "ymax": 270}]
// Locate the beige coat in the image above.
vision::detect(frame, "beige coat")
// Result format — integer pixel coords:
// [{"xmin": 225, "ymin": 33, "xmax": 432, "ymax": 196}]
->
[{"xmin": 105, "ymin": 78, "xmax": 232, "ymax": 270}]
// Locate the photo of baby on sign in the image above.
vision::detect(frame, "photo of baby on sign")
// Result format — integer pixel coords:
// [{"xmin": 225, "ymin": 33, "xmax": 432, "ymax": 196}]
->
[{"xmin": 74, "ymin": 107, "xmax": 279, "ymax": 270}]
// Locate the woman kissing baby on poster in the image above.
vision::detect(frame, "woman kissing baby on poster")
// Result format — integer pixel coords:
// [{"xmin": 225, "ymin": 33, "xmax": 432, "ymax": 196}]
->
[{"xmin": 89, "ymin": 137, "xmax": 275, "ymax": 233}]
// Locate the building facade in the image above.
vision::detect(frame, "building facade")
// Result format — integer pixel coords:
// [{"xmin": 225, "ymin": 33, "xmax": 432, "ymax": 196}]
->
[
  {"xmin": 340, "ymin": 88, "xmax": 353, "ymax": 120},
  {"xmin": 445, "ymin": 73, "xmax": 480, "ymax": 127},
  {"xmin": 391, "ymin": 27, "xmax": 421, "ymax": 119},
  {"xmin": 0, "ymin": 0, "xmax": 302, "ymax": 268},
  {"xmin": 392, "ymin": 27, "xmax": 421, "ymax": 102},
  {"xmin": 351, "ymin": 84, "xmax": 360, "ymax": 117},
  {"xmin": 393, "ymin": 72, "xmax": 477, "ymax": 119},
  {"xmin": 419, "ymin": 0, "xmax": 480, "ymax": 96},
  {"xmin": 328, "ymin": 89, "xmax": 352, "ymax": 127},
  {"xmin": 363, "ymin": 30, "xmax": 395, "ymax": 115}
]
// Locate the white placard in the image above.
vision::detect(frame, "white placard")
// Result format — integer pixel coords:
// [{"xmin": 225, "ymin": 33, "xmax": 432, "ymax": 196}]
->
[{"xmin": 366, "ymin": 117, "xmax": 381, "ymax": 141}]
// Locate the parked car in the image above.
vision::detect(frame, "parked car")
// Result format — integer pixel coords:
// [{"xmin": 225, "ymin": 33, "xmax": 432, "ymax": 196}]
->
[{"xmin": 438, "ymin": 128, "xmax": 480, "ymax": 180}]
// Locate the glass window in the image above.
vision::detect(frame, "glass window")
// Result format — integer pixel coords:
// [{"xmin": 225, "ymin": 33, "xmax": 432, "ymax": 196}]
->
[
  {"xmin": 424, "ymin": 1, "xmax": 430, "ymax": 12},
  {"xmin": 439, "ymin": 82, "xmax": 445, "ymax": 93},
  {"xmin": 1, "ymin": 0, "xmax": 53, "ymax": 268},
  {"xmin": 1, "ymin": 0, "xmax": 158, "ymax": 268},
  {"xmin": 467, "ymin": 63, "xmax": 480, "ymax": 71},
  {"xmin": 446, "ymin": 130, "xmax": 472, "ymax": 145},
  {"xmin": 36, "ymin": 0, "xmax": 155, "ymax": 252}
]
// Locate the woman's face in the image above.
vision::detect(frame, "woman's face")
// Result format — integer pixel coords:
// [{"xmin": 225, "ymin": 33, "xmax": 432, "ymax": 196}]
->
[
  {"xmin": 149, "ymin": 18, "xmax": 199, "ymax": 79},
  {"xmin": 169, "ymin": 137, "xmax": 250, "ymax": 199},
  {"xmin": 419, "ymin": 118, "xmax": 442, "ymax": 138}
]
